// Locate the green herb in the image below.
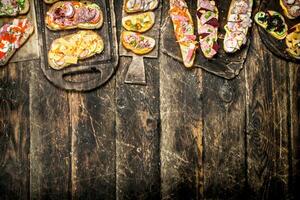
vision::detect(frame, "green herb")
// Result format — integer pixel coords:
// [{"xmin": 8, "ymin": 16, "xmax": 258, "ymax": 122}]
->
[{"xmin": 17, "ymin": 0, "xmax": 25, "ymax": 9}]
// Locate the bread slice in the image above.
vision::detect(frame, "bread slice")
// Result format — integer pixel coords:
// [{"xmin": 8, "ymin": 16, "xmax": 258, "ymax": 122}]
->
[
  {"xmin": 19, "ymin": 0, "xmax": 30, "ymax": 15},
  {"xmin": 124, "ymin": 0, "xmax": 159, "ymax": 13},
  {"xmin": 286, "ymin": 23, "xmax": 300, "ymax": 59},
  {"xmin": 122, "ymin": 12, "xmax": 155, "ymax": 33},
  {"xmin": 280, "ymin": 0, "xmax": 300, "ymax": 20},
  {"xmin": 169, "ymin": 0, "xmax": 197, "ymax": 68},
  {"xmin": 44, "ymin": 0, "xmax": 59, "ymax": 4},
  {"xmin": 48, "ymin": 30, "xmax": 104, "ymax": 70},
  {"xmin": 46, "ymin": 1, "xmax": 103, "ymax": 31},
  {"xmin": 254, "ymin": 11, "xmax": 288, "ymax": 40},
  {"xmin": 0, "ymin": 18, "xmax": 34, "ymax": 66},
  {"xmin": 121, "ymin": 31, "xmax": 155, "ymax": 55}
]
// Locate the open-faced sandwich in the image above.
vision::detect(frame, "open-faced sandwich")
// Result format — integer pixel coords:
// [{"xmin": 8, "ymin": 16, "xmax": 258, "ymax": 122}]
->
[
  {"xmin": 44, "ymin": 0, "xmax": 59, "ymax": 4},
  {"xmin": 45, "ymin": 1, "xmax": 103, "ymax": 31},
  {"xmin": 124, "ymin": 0, "xmax": 159, "ymax": 13},
  {"xmin": 197, "ymin": 0, "xmax": 219, "ymax": 59},
  {"xmin": 0, "ymin": 18, "xmax": 34, "ymax": 66},
  {"xmin": 170, "ymin": 0, "xmax": 198, "ymax": 68},
  {"xmin": 122, "ymin": 12, "xmax": 155, "ymax": 33},
  {"xmin": 48, "ymin": 30, "xmax": 104, "ymax": 70},
  {"xmin": 121, "ymin": 31, "xmax": 155, "ymax": 55},
  {"xmin": 280, "ymin": 0, "xmax": 300, "ymax": 19},
  {"xmin": 0, "ymin": 0, "xmax": 30, "ymax": 16},
  {"xmin": 286, "ymin": 23, "xmax": 300, "ymax": 59},
  {"xmin": 254, "ymin": 11, "xmax": 288, "ymax": 40},
  {"xmin": 223, "ymin": 0, "xmax": 253, "ymax": 53}
]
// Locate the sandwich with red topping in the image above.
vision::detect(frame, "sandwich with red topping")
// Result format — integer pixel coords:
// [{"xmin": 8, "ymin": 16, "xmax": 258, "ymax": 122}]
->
[
  {"xmin": 223, "ymin": 0, "xmax": 253, "ymax": 53},
  {"xmin": 0, "ymin": 18, "xmax": 34, "ymax": 66},
  {"xmin": 170, "ymin": 0, "xmax": 198, "ymax": 68},
  {"xmin": 45, "ymin": 1, "xmax": 103, "ymax": 31},
  {"xmin": 121, "ymin": 31, "xmax": 155, "ymax": 55},
  {"xmin": 280, "ymin": 0, "xmax": 300, "ymax": 19},
  {"xmin": 197, "ymin": 0, "xmax": 219, "ymax": 59},
  {"xmin": 0, "ymin": 0, "xmax": 30, "ymax": 16}
]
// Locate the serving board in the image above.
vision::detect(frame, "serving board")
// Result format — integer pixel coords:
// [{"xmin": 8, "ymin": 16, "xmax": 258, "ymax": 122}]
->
[
  {"xmin": 0, "ymin": 0, "xmax": 39, "ymax": 64},
  {"xmin": 119, "ymin": 0, "xmax": 162, "ymax": 85},
  {"xmin": 36, "ymin": 0, "xmax": 118, "ymax": 91},
  {"xmin": 257, "ymin": 0, "xmax": 300, "ymax": 63},
  {"xmin": 161, "ymin": 0, "xmax": 252, "ymax": 80}
]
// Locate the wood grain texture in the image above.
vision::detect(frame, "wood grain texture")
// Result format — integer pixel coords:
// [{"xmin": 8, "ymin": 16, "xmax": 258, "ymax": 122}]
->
[
  {"xmin": 202, "ymin": 72, "xmax": 246, "ymax": 199},
  {"xmin": 160, "ymin": 54, "xmax": 203, "ymax": 200},
  {"xmin": 30, "ymin": 61, "xmax": 71, "ymax": 199},
  {"xmin": 246, "ymin": 25, "xmax": 290, "ymax": 199},
  {"xmin": 69, "ymin": 79, "xmax": 116, "ymax": 200},
  {"xmin": 289, "ymin": 65, "xmax": 300, "ymax": 199},
  {"xmin": 0, "ymin": 62, "xmax": 30, "ymax": 200}
]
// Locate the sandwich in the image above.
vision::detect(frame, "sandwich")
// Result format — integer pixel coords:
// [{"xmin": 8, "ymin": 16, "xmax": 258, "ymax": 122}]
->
[
  {"xmin": 45, "ymin": 1, "xmax": 103, "ymax": 31},
  {"xmin": 280, "ymin": 0, "xmax": 300, "ymax": 19},
  {"xmin": 0, "ymin": 18, "xmax": 34, "ymax": 66},
  {"xmin": 121, "ymin": 31, "xmax": 155, "ymax": 55},
  {"xmin": 223, "ymin": 0, "xmax": 253, "ymax": 53},
  {"xmin": 286, "ymin": 23, "xmax": 300, "ymax": 59},
  {"xmin": 122, "ymin": 11, "xmax": 155, "ymax": 33},
  {"xmin": 48, "ymin": 30, "xmax": 104, "ymax": 70},
  {"xmin": 169, "ymin": 0, "xmax": 198, "ymax": 68},
  {"xmin": 124, "ymin": 0, "xmax": 159, "ymax": 13},
  {"xmin": 0, "ymin": 0, "xmax": 30, "ymax": 16}
]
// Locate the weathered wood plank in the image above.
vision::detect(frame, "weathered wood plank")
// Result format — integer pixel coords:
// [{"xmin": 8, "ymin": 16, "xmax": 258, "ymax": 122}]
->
[
  {"xmin": 289, "ymin": 65, "xmax": 300, "ymax": 199},
  {"xmin": 69, "ymin": 79, "xmax": 116, "ymax": 200},
  {"xmin": 0, "ymin": 62, "xmax": 30, "ymax": 200},
  {"xmin": 246, "ymin": 25, "xmax": 290, "ymax": 199},
  {"xmin": 30, "ymin": 61, "xmax": 71, "ymax": 199},
  {"xmin": 160, "ymin": 54, "xmax": 203, "ymax": 200},
  {"xmin": 115, "ymin": 56, "xmax": 160, "ymax": 199},
  {"xmin": 202, "ymin": 72, "xmax": 246, "ymax": 199}
]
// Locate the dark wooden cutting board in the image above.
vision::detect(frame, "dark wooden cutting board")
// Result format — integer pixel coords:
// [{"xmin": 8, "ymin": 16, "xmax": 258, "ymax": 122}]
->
[
  {"xmin": 36, "ymin": 0, "xmax": 118, "ymax": 91},
  {"xmin": 257, "ymin": 0, "xmax": 300, "ymax": 63},
  {"xmin": 161, "ymin": 0, "xmax": 253, "ymax": 79}
]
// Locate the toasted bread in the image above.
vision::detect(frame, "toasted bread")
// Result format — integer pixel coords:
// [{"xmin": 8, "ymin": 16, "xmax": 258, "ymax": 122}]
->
[
  {"xmin": 45, "ymin": 1, "xmax": 103, "ymax": 31},
  {"xmin": 280, "ymin": 0, "xmax": 300, "ymax": 20},
  {"xmin": 255, "ymin": 11, "xmax": 288, "ymax": 40},
  {"xmin": 0, "ymin": 0, "xmax": 30, "ymax": 16},
  {"xmin": 122, "ymin": 12, "xmax": 155, "ymax": 33},
  {"xmin": 19, "ymin": 0, "xmax": 30, "ymax": 15},
  {"xmin": 121, "ymin": 31, "xmax": 155, "ymax": 55},
  {"xmin": 224, "ymin": 0, "xmax": 253, "ymax": 53},
  {"xmin": 44, "ymin": 0, "xmax": 59, "ymax": 4},
  {"xmin": 48, "ymin": 30, "xmax": 104, "ymax": 70},
  {"xmin": 0, "ymin": 18, "xmax": 34, "ymax": 66},
  {"xmin": 124, "ymin": 0, "xmax": 159, "ymax": 13},
  {"xmin": 286, "ymin": 23, "xmax": 300, "ymax": 59},
  {"xmin": 169, "ymin": 0, "xmax": 197, "ymax": 68}
]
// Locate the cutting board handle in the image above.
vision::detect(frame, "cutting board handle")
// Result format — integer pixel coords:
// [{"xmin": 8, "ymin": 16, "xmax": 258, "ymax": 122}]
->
[{"xmin": 125, "ymin": 55, "xmax": 146, "ymax": 85}]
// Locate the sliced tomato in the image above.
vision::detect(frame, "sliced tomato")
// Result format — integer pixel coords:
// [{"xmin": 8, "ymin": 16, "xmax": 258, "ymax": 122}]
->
[
  {"xmin": 0, "ymin": 51, "xmax": 5, "ymax": 59},
  {"xmin": 90, "ymin": 10, "xmax": 101, "ymax": 24}
]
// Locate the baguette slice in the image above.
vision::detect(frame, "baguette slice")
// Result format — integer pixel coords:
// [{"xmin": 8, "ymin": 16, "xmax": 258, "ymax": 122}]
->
[
  {"xmin": 286, "ymin": 23, "xmax": 300, "ymax": 59},
  {"xmin": 254, "ymin": 11, "xmax": 288, "ymax": 40},
  {"xmin": 122, "ymin": 12, "xmax": 155, "ymax": 33},
  {"xmin": 0, "ymin": 18, "xmax": 34, "ymax": 66},
  {"xmin": 170, "ymin": 0, "xmax": 197, "ymax": 68},
  {"xmin": 124, "ymin": 0, "xmax": 159, "ymax": 13},
  {"xmin": 44, "ymin": 0, "xmax": 59, "ymax": 4},
  {"xmin": 223, "ymin": 0, "xmax": 253, "ymax": 53},
  {"xmin": 280, "ymin": 0, "xmax": 300, "ymax": 20},
  {"xmin": 45, "ymin": 1, "xmax": 103, "ymax": 31},
  {"xmin": 19, "ymin": 0, "xmax": 30, "ymax": 15},
  {"xmin": 48, "ymin": 30, "xmax": 104, "ymax": 70},
  {"xmin": 121, "ymin": 31, "xmax": 155, "ymax": 55}
]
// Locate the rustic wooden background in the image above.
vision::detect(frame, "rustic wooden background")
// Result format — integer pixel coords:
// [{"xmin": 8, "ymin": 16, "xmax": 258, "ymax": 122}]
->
[{"xmin": 0, "ymin": 0, "xmax": 299, "ymax": 199}]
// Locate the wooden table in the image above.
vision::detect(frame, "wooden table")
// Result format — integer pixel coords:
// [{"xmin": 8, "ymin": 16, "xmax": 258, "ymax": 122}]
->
[{"xmin": 0, "ymin": 1, "xmax": 299, "ymax": 199}]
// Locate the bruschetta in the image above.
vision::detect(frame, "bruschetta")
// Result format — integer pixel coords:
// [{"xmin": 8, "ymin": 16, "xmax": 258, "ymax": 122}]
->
[
  {"xmin": 280, "ymin": 0, "xmax": 300, "ymax": 19},
  {"xmin": 223, "ymin": 0, "xmax": 253, "ymax": 53},
  {"xmin": 121, "ymin": 31, "xmax": 155, "ymax": 55},
  {"xmin": 44, "ymin": 0, "xmax": 59, "ymax": 4},
  {"xmin": 254, "ymin": 11, "xmax": 288, "ymax": 40},
  {"xmin": 170, "ymin": 0, "xmax": 198, "ymax": 68},
  {"xmin": 48, "ymin": 30, "xmax": 104, "ymax": 70},
  {"xmin": 122, "ymin": 12, "xmax": 155, "ymax": 33},
  {"xmin": 124, "ymin": 0, "xmax": 159, "ymax": 13},
  {"xmin": 286, "ymin": 23, "xmax": 300, "ymax": 59},
  {"xmin": 197, "ymin": 0, "xmax": 219, "ymax": 59},
  {"xmin": 0, "ymin": 0, "xmax": 30, "ymax": 16},
  {"xmin": 0, "ymin": 18, "xmax": 34, "ymax": 66},
  {"xmin": 45, "ymin": 1, "xmax": 103, "ymax": 31}
]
